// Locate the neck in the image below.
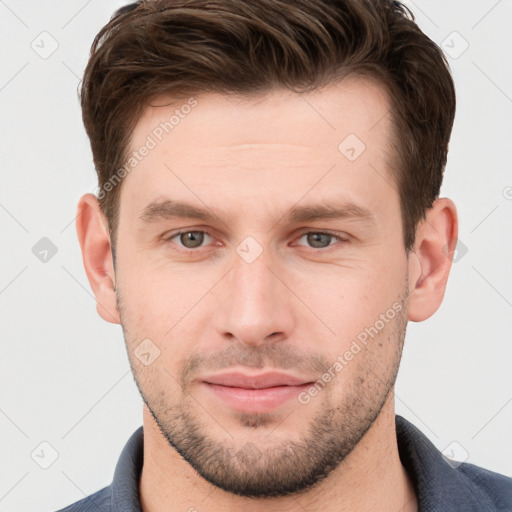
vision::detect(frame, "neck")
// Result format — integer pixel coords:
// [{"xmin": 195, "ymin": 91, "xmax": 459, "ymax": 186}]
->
[{"xmin": 139, "ymin": 393, "xmax": 417, "ymax": 512}]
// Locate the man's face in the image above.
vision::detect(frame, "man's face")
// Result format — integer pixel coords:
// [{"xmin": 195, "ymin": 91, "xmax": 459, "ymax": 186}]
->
[{"xmin": 114, "ymin": 77, "xmax": 412, "ymax": 497}]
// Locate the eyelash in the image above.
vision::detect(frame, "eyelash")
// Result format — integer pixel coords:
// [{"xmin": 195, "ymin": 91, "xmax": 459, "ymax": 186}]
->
[{"xmin": 163, "ymin": 229, "xmax": 349, "ymax": 253}]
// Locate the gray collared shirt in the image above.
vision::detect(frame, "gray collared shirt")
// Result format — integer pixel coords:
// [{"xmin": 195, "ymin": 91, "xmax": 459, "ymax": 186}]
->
[{"xmin": 56, "ymin": 415, "xmax": 512, "ymax": 512}]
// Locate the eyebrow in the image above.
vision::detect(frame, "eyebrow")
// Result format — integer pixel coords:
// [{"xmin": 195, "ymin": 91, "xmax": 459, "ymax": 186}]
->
[{"xmin": 139, "ymin": 198, "xmax": 376, "ymax": 227}]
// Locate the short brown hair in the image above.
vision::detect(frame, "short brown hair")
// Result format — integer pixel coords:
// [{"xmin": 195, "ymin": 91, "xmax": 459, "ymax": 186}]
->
[{"xmin": 80, "ymin": 0, "xmax": 455, "ymax": 251}]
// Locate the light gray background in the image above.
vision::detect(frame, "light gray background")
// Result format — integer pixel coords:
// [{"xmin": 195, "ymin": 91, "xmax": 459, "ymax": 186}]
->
[{"xmin": 1, "ymin": 1, "xmax": 511, "ymax": 511}]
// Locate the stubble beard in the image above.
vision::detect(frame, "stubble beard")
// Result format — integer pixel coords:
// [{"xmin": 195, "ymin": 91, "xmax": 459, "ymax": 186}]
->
[{"xmin": 117, "ymin": 281, "xmax": 409, "ymax": 498}]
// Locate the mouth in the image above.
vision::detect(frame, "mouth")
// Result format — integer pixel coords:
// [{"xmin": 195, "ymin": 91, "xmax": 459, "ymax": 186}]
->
[{"xmin": 201, "ymin": 371, "xmax": 314, "ymax": 414}]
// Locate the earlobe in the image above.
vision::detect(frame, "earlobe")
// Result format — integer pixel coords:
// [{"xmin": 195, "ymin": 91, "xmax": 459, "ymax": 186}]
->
[
  {"xmin": 407, "ymin": 198, "xmax": 458, "ymax": 322},
  {"xmin": 75, "ymin": 193, "xmax": 121, "ymax": 324}
]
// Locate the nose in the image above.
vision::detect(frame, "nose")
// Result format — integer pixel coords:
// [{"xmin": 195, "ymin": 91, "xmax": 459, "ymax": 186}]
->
[{"xmin": 212, "ymin": 245, "xmax": 296, "ymax": 347}]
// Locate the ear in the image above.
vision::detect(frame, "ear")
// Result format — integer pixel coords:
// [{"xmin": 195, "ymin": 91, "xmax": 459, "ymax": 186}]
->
[
  {"xmin": 407, "ymin": 198, "xmax": 458, "ymax": 322},
  {"xmin": 75, "ymin": 193, "xmax": 121, "ymax": 324}
]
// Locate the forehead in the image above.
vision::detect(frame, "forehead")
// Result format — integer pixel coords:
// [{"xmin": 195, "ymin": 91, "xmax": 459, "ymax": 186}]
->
[
  {"xmin": 120, "ymin": 76, "xmax": 397, "ymax": 226},
  {"xmin": 131, "ymin": 75, "xmax": 392, "ymax": 152}
]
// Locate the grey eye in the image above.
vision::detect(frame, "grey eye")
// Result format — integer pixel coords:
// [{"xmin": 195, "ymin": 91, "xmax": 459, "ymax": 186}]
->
[
  {"xmin": 178, "ymin": 231, "xmax": 206, "ymax": 248},
  {"xmin": 305, "ymin": 232, "xmax": 335, "ymax": 248}
]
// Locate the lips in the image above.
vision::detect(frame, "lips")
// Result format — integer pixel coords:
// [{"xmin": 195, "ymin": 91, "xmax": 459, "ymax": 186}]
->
[
  {"xmin": 201, "ymin": 371, "xmax": 314, "ymax": 414},
  {"xmin": 203, "ymin": 371, "xmax": 311, "ymax": 389}
]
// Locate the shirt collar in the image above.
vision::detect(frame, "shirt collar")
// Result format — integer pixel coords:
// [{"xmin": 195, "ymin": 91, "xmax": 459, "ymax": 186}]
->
[
  {"xmin": 395, "ymin": 415, "xmax": 498, "ymax": 511},
  {"xmin": 111, "ymin": 425, "xmax": 144, "ymax": 512}
]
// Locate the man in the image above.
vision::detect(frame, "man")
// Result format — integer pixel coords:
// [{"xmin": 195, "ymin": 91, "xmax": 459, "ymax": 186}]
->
[{"xmin": 58, "ymin": 0, "xmax": 512, "ymax": 510}]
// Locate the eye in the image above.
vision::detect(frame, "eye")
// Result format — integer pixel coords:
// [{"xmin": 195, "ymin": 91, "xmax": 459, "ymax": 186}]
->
[
  {"xmin": 163, "ymin": 229, "xmax": 348, "ymax": 252},
  {"xmin": 166, "ymin": 230, "xmax": 213, "ymax": 249},
  {"xmin": 295, "ymin": 231, "xmax": 348, "ymax": 250}
]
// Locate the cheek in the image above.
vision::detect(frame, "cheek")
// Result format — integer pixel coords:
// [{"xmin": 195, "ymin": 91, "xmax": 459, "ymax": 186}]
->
[
  {"xmin": 116, "ymin": 261, "xmax": 218, "ymax": 377},
  {"xmin": 116, "ymin": 252, "xmax": 206, "ymax": 327},
  {"xmin": 301, "ymin": 261, "xmax": 404, "ymax": 336}
]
